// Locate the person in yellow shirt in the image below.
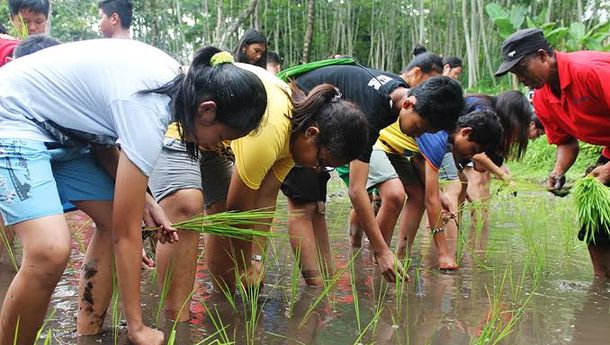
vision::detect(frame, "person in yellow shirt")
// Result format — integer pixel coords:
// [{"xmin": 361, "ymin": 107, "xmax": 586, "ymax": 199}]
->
[{"xmin": 149, "ymin": 62, "xmax": 369, "ymax": 319}]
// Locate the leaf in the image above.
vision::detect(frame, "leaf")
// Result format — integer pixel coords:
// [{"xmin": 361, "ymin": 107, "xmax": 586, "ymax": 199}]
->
[
  {"xmin": 485, "ymin": 3, "xmax": 508, "ymax": 21},
  {"xmin": 584, "ymin": 38, "xmax": 603, "ymax": 51},
  {"xmin": 569, "ymin": 22, "xmax": 586, "ymax": 42},
  {"xmin": 546, "ymin": 27, "xmax": 569, "ymax": 47},
  {"xmin": 585, "ymin": 21, "xmax": 610, "ymax": 39},
  {"xmin": 495, "ymin": 17, "xmax": 517, "ymax": 38},
  {"xmin": 509, "ymin": 6, "xmax": 528, "ymax": 30}
]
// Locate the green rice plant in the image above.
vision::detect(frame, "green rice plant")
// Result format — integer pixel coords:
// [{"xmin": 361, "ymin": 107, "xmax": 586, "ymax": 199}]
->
[
  {"xmin": 155, "ymin": 259, "xmax": 174, "ymax": 326},
  {"xmin": 10, "ymin": 14, "xmax": 29, "ymax": 39},
  {"xmin": 298, "ymin": 250, "xmax": 358, "ymax": 328},
  {"xmin": 236, "ymin": 253, "xmax": 265, "ymax": 345},
  {"xmin": 573, "ymin": 176, "xmax": 610, "ymax": 244},
  {"xmin": 0, "ymin": 223, "xmax": 18, "ymax": 271},
  {"xmin": 266, "ymin": 332, "xmax": 307, "ymax": 345},
  {"xmin": 35, "ymin": 309, "xmax": 56, "ymax": 342},
  {"xmin": 348, "ymin": 250, "xmax": 362, "ymax": 333},
  {"xmin": 194, "ymin": 325, "xmax": 234, "ymax": 345},
  {"xmin": 198, "ymin": 300, "xmax": 233, "ymax": 344},
  {"xmin": 13, "ymin": 315, "xmax": 19, "ymax": 345},
  {"xmin": 42, "ymin": 329, "xmax": 52, "ymax": 345},
  {"xmin": 144, "ymin": 208, "xmax": 289, "ymax": 241},
  {"xmin": 352, "ymin": 305, "xmax": 383, "ymax": 345},
  {"xmin": 111, "ymin": 262, "xmax": 122, "ymax": 345},
  {"xmin": 285, "ymin": 244, "xmax": 302, "ymax": 317},
  {"xmin": 166, "ymin": 287, "xmax": 196, "ymax": 344}
]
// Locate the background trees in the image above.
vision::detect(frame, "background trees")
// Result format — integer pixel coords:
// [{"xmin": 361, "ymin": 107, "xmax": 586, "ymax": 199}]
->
[{"xmin": 1, "ymin": 0, "xmax": 608, "ymax": 90}]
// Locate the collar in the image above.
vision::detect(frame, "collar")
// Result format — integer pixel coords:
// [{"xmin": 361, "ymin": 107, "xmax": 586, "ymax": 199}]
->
[{"xmin": 555, "ymin": 51, "xmax": 571, "ymax": 91}]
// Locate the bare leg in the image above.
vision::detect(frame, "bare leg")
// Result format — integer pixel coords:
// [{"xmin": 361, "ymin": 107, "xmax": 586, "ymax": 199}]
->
[
  {"xmin": 155, "ymin": 189, "xmax": 205, "ymax": 322},
  {"xmin": 287, "ymin": 199, "xmax": 331, "ymax": 287},
  {"xmin": 376, "ymin": 179, "xmax": 406, "ymax": 246},
  {"xmin": 75, "ymin": 201, "xmax": 115, "ymax": 335},
  {"xmin": 589, "ymin": 243, "xmax": 610, "ymax": 279},
  {"xmin": 0, "ymin": 216, "xmax": 71, "ymax": 345},
  {"xmin": 465, "ymin": 168, "xmax": 491, "ymax": 252},
  {"xmin": 349, "ymin": 192, "xmax": 375, "ymax": 247},
  {"xmin": 396, "ymin": 183, "xmax": 425, "ymax": 258}
]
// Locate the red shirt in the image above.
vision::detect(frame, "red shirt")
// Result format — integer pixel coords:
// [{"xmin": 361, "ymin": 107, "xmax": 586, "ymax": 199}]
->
[
  {"xmin": 0, "ymin": 35, "xmax": 19, "ymax": 67},
  {"xmin": 533, "ymin": 51, "xmax": 610, "ymax": 158}
]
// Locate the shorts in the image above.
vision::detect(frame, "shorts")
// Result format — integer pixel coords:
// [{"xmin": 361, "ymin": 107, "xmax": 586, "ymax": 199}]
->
[
  {"xmin": 386, "ymin": 151, "xmax": 421, "ymax": 186},
  {"xmin": 366, "ymin": 148, "xmax": 399, "ymax": 189},
  {"xmin": 280, "ymin": 167, "xmax": 330, "ymax": 203},
  {"xmin": 0, "ymin": 139, "xmax": 114, "ymax": 225},
  {"xmin": 438, "ymin": 152, "xmax": 459, "ymax": 180},
  {"xmin": 578, "ymin": 223, "xmax": 610, "ymax": 245},
  {"xmin": 148, "ymin": 138, "xmax": 233, "ymax": 207}
]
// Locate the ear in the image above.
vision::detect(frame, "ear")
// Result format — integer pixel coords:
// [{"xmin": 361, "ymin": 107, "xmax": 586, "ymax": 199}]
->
[
  {"xmin": 460, "ymin": 127, "xmax": 473, "ymax": 138},
  {"xmin": 111, "ymin": 13, "xmax": 121, "ymax": 25},
  {"xmin": 401, "ymin": 96, "xmax": 417, "ymax": 110},
  {"xmin": 197, "ymin": 100, "xmax": 217, "ymax": 125},
  {"xmin": 443, "ymin": 64, "xmax": 451, "ymax": 75},
  {"xmin": 304, "ymin": 126, "xmax": 320, "ymax": 138}
]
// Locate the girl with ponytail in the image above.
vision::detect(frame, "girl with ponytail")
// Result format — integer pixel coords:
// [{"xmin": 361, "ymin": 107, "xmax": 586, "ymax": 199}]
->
[
  {"xmin": 147, "ymin": 58, "xmax": 369, "ymax": 316},
  {"xmin": 0, "ymin": 39, "xmax": 267, "ymax": 345}
]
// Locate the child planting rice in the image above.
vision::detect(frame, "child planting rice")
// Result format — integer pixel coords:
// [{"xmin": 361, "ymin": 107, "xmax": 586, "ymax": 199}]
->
[{"xmin": 0, "ymin": 40, "xmax": 269, "ymax": 344}]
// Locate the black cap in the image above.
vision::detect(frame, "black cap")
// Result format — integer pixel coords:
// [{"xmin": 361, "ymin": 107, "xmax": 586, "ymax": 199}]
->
[{"xmin": 495, "ymin": 28, "xmax": 550, "ymax": 77}]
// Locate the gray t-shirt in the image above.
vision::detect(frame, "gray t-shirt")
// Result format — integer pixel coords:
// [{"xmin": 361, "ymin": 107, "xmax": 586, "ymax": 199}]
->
[{"xmin": 0, "ymin": 39, "xmax": 180, "ymax": 176}]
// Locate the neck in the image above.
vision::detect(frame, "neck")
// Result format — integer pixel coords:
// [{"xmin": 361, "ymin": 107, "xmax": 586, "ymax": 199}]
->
[
  {"xmin": 547, "ymin": 54, "xmax": 560, "ymax": 96},
  {"xmin": 390, "ymin": 87, "xmax": 409, "ymax": 114},
  {"xmin": 111, "ymin": 29, "xmax": 130, "ymax": 39}
]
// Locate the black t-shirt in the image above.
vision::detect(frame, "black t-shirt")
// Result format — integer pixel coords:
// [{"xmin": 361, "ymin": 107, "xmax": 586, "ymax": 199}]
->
[{"xmin": 295, "ymin": 65, "xmax": 407, "ymax": 163}]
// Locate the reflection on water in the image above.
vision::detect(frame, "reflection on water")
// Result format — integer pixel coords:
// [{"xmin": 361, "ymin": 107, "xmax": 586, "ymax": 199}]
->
[{"xmin": 0, "ymin": 179, "xmax": 607, "ymax": 344}]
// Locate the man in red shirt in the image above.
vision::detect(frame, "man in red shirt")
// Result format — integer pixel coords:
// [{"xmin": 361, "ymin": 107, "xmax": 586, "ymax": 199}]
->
[
  {"xmin": 0, "ymin": 34, "xmax": 19, "ymax": 67},
  {"xmin": 496, "ymin": 28, "xmax": 610, "ymax": 278}
]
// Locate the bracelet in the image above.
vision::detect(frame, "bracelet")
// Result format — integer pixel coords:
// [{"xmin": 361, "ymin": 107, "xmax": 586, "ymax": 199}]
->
[
  {"xmin": 429, "ymin": 226, "xmax": 446, "ymax": 235},
  {"xmin": 252, "ymin": 255, "xmax": 263, "ymax": 262}
]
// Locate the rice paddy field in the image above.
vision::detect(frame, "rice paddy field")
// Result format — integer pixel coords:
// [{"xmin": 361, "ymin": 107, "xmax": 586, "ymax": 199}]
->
[{"xmin": 0, "ymin": 143, "xmax": 608, "ymax": 345}]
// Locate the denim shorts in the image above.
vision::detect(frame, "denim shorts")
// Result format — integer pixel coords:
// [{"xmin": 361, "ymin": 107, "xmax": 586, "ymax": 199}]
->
[
  {"xmin": 438, "ymin": 152, "xmax": 459, "ymax": 180},
  {"xmin": 0, "ymin": 139, "xmax": 114, "ymax": 225}
]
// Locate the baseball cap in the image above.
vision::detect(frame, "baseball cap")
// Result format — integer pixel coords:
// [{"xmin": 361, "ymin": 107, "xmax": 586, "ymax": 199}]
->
[{"xmin": 495, "ymin": 28, "xmax": 551, "ymax": 77}]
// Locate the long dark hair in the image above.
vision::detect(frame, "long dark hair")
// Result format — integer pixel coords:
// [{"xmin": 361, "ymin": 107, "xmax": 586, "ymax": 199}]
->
[
  {"xmin": 465, "ymin": 91, "xmax": 532, "ymax": 160},
  {"xmin": 235, "ymin": 29, "xmax": 267, "ymax": 68},
  {"xmin": 289, "ymin": 83, "xmax": 369, "ymax": 163},
  {"xmin": 140, "ymin": 46, "xmax": 267, "ymax": 158},
  {"xmin": 402, "ymin": 52, "xmax": 444, "ymax": 75}
]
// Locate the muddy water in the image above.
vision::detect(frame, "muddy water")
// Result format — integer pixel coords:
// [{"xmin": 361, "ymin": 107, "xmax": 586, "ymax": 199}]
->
[{"xmin": 1, "ymin": 177, "xmax": 608, "ymax": 345}]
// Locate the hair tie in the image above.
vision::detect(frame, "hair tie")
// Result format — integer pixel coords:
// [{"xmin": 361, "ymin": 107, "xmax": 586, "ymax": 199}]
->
[
  {"xmin": 332, "ymin": 91, "xmax": 342, "ymax": 102},
  {"xmin": 210, "ymin": 51, "xmax": 234, "ymax": 67}
]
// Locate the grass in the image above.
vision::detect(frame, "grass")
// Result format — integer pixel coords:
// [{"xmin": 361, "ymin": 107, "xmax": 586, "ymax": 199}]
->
[
  {"xmin": 155, "ymin": 259, "xmax": 174, "ymax": 326},
  {"xmin": 0, "ymin": 224, "xmax": 18, "ymax": 271},
  {"xmin": 573, "ymin": 176, "xmax": 610, "ymax": 244}
]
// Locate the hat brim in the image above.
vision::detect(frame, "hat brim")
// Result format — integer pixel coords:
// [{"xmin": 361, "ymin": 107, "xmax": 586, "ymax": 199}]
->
[{"xmin": 494, "ymin": 56, "xmax": 524, "ymax": 77}]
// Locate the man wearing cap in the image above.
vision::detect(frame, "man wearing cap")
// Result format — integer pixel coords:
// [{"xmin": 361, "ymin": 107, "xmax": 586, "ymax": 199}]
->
[{"xmin": 496, "ymin": 28, "xmax": 610, "ymax": 278}]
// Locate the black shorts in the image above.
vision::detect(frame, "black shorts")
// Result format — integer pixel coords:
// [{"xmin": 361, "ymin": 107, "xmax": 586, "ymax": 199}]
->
[
  {"xmin": 280, "ymin": 167, "xmax": 330, "ymax": 203},
  {"xmin": 578, "ymin": 223, "xmax": 610, "ymax": 245}
]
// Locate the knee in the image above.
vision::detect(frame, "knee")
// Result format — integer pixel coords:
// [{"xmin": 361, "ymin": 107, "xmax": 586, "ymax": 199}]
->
[
  {"xmin": 26, "ymin": 241, "xmax": 70, "ymax": 282},
  {"xmin": 383, "ymin": 191, "xmax": 406, "ymax": 211},
  {"xmin": 173, "ymin": 202, "xmax": 204, "ymax": 221}
]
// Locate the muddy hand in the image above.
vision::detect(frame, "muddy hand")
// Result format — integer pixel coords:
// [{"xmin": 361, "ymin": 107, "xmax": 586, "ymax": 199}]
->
[
  {"xmin": 546, "ymin": 172, "xmax": 566, "ymax": 194},
  {"xmin": 590, "ymin": 163, "xmax": 610, "ymax": 186},
  {"xmin": 375, "ymin": 250, "xmax": 409, "ymax": 282}
]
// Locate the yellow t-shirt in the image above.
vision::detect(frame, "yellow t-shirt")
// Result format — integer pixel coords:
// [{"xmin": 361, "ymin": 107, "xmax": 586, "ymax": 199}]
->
[
  {"xmin": 163, "ymin": 63, "xmax": 294, "ymax": 190},
  {"xmin": 375, "ymin": 119, "xmax": 419, "ymax": 154},
  {"xmin": 231, "ymin": 63, "xmax": 294, "ymax": 190}
]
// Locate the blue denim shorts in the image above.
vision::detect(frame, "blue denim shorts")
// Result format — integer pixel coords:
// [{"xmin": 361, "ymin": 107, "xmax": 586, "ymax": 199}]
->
[
  {"xmin": 0, "ymin": 139, "xmax": 114, "ymax": 225},
  {"xmin": 438, "ymin": 152, "xmax": 459, "ymax": 181}
]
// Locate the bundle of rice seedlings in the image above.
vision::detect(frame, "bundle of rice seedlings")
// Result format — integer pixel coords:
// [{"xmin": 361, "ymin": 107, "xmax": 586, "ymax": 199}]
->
[
  {"xmin": 573, "ymin": 176, "xmax": 610, "ymax": 244},
  {"xmin": 143, "ymin": 208, "xmax": 288, "ymax": 240}
]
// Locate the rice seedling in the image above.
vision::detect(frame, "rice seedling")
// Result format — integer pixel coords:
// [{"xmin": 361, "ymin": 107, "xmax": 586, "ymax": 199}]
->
[
  {"xmin": 348, "ymin": 250, "xmax": 362, "ymax": 333},
  {"xmin": 298, "ymin": 250, "xmax": 357, "ymax": 328},
  {"xmin": 0, "ymin": 223, "xmax": 17, "ymax": 271},
  {"xmin": 35, "ymin": 309, "xmax": 56, "ymax": 342},
  {"xmin": 573, "ymin": 176, "xmax": 610, "ymax": 244},
  {"xmin": 236, "ymin": 252, "xmax": 265, "ymax": 345},
  {"xmin": 285, "ymin": 244, "xmax": 302, "ymax": 317},
  {"xmin": 111, "ymin": 262, "xmax": 122, "ymax": 345},
  {"xmin": 143, "ymin": 208, "xmax": 289, "ymax": 241},
  {"xmin": 13, "ymin": 315, "xmax": 19, "ymax": 345},
  {"xmin": 42, "ymin": 329, "xmax": 52, "ymax": 345},
  {"xmin": 266, "ymin": 332, "xmax": 307, "ymax": 345},
  {"xmin": 156, "ymin": 259, "xmax": 174, "ymax": 326},
  {"xmin": 166, "ymin": 288, "xmax": 196, "ymax": 345}
]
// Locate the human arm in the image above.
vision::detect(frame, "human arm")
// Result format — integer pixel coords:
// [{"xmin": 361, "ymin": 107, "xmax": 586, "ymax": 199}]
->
[
  {"xmin": 590, "ymin": 161, "xmax": 610, "ymax": 186},
  {"xmin": 472, "ymin": 153, "xmax": 511, "ymax": 182},
  {"xmin": 112, "ymin": 151, "xmax": 163, "ymax": 344},
  {"xmin": 348, "ymin": 160, "xmax": 406, "ymax": 282},
  {"xmin": 546, "ymin": 138, "xmax": 579, "ymax": 191}
]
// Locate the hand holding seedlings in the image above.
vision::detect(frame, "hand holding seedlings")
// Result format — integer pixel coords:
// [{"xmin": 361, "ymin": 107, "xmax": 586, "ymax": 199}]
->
[
  {"xmin": 143, "ymin": 194, "xmax": 178, "ymax": 244},
  {"xmin": 375, "ymin": 249, "xmax": 409, "ymax": 283},
  {"xmin": 590, "ymin": 163, "xmax": 610, "ymax": 186}
]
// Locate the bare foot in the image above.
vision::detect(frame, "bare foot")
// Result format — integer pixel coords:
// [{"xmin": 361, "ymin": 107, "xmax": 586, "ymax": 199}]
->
[
  {"xmin": 128, "ymin": 325, "xmax": 164, "ymax": 345},
  {"xmin": 588, "ymin": 244, "xmax": 610, "ymax": 279},
  {"xmin": 438, "ymin": 255, "xmax": 458, "ymax": 271}
]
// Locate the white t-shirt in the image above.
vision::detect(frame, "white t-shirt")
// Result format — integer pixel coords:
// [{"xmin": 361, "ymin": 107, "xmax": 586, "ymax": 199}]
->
[{"xmin": 0, "ymin": 39, "xmax": 180, "ymax": 176}]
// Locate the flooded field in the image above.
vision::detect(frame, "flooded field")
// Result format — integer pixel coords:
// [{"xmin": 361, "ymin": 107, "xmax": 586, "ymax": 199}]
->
[{"xmin": 1, "ymin": 176, "xmax": 608, "ymax": 345}]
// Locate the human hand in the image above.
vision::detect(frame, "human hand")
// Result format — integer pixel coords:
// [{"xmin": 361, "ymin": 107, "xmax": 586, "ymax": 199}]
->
[
  {"xmin": 545, "ymin": 171, "xmax": 565, "ymax": 192},
  {"xmin": 143, "ymin": 195, "xmax": 178, "ymax": 244},
  {"xmin": 142, "ymin": 249, "xmax": 155, "ymax": 269},
  {"xmin": 374, "ymin": 249, "xmax": 409, "ymax": 283},
  {"xmin": 590, "ymin": 163, "xmax": 610, "ymax": 186}
]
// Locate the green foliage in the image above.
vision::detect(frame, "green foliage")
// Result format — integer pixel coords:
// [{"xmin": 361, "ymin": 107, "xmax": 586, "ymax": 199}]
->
[{"xmin": 573, "ymin": 176, "xmax": 610, "ymax": 244}]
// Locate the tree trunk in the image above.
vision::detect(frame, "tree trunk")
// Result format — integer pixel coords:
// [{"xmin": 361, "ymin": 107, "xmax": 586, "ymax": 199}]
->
[
  {"xmin": 216, "ymin": 0, "xmax": 259, "ymax": 48},
  {"xmin": 302, "ymin": 0, "xmax": 315, "ymax": 63}
]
